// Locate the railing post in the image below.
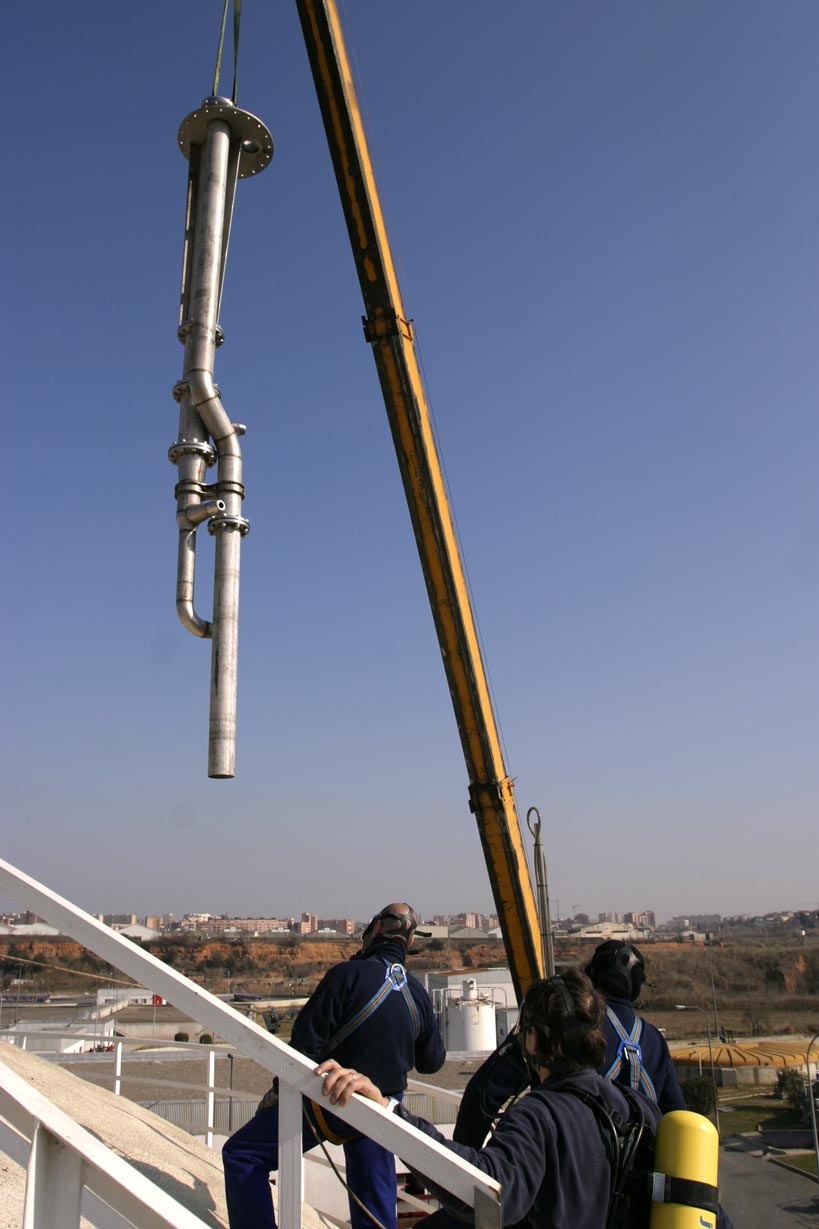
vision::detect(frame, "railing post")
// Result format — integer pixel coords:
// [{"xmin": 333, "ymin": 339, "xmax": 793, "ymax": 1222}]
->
[
  {"xmin": 0, "ymin": 858, "xmax": 502, "ymax": 1227},
  {"xmin": 23, "ymin": 1122, "xmax": 84, "ymax": 1229},
  {"xmin": 277, "ymin": 1081, "xmax": 305, "ymax": 1229},
  {"xmin": 206, "ymin": 1048, "xmax": 216, "ymax": 1148},
  {"xmin": 227, "ymin": 1050, "xmax": 235, "ymax": 1133},
  {"xmin": 114, "ymin": 1040, "xmax": 123, "ymax": 1097}
]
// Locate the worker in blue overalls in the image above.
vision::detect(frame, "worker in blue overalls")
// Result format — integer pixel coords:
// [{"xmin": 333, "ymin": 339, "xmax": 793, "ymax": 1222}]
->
[{"xmin": 222, "ymin": 902, "xmax": 445, "ymax": 1229}]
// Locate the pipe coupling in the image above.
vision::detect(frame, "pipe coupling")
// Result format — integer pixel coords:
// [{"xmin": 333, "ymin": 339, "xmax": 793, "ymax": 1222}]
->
[
  {"xmin": 178, "ymin": 320, "xmax": 225, "ymax": 347},
  {"xmin": 208, "ymin": 513, "xmax": 250, "ymax": 537},
  {"xmin": 168, "ymin": 438, "xmax": 217, "ymax": 466}
]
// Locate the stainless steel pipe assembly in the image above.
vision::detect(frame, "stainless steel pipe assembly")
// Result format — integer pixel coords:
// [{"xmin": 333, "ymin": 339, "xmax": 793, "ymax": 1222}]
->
[{"xmin": 169, "ymin": 97, "xmax": 273, "ymax": 778}]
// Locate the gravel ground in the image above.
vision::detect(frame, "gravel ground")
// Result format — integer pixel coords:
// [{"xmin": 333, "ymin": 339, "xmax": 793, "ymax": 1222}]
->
[{"xmin": 0, "ymin": 1045, "xmax": 350, "ymax": 1229}]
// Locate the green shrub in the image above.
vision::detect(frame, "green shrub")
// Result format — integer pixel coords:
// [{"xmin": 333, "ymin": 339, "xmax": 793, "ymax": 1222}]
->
[
  {"xmin": 680, "ymin": 1076, "xmax": 715, "ymax": 1116},
  {"xmin": 174, "ymin": 1032, "xmax": 189, "ymax": 1042},
  {"xmin": 200, "ymin": 1033, "xmax": 213, "ymax": 1044},
  {"xmin": 774, "ymin": 1068, "xmax": 804, "ymax": 1109}
]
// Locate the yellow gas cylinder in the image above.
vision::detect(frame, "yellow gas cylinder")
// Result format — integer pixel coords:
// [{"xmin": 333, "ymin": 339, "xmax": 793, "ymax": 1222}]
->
[{"xmin": 649, "ymin": 1110, "xmax": 719, "ymax": 1229}]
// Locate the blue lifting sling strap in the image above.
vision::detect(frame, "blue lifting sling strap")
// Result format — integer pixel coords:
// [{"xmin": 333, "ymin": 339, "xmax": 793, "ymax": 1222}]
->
[
  {"xmin": 320, "ymin": 958, "xmax": 421, "ymax": 1058},
  {"xmin": 604, "ymin": 1006, "xmax": 658, "ymax": 1104}
]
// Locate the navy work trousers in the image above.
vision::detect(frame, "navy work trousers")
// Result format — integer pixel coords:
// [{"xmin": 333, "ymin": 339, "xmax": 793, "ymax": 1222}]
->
[{"xmin": 222, "ymin": 1104, "xmax": 398, "ymax": 1229}]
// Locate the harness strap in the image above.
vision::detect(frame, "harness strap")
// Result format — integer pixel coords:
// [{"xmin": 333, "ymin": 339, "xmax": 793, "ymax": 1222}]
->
[
  {"xmin": 305, "ymin": 1098, "xmax": 361, "ymax": 1147},
  {"xmin": 604, "ymin": 1007, "xmax": 657, "ymax": 1103},
  {"xmin": 389, "ymin": 960, "xmax": 422, "ymax": 1038},
  {"xmin": 321, "ymin": 959, "xmax": 421, "ymax": 1056}
]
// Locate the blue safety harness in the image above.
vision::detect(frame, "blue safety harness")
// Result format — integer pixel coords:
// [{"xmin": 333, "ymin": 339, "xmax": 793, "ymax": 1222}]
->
[
  {"xmin": 604, "ymin": 1006, "xmax": 658, "ymax": 1103},
  {"xmin": 308, "ymin": 957, "xmax": 420, "ymax": 1145},
  {"xmin": 322, "ymin": 957, "xmax": 421, "ymax": 1055}
]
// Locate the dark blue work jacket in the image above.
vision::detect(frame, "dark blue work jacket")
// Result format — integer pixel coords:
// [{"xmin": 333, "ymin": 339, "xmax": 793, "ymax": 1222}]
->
[
  {"xmin": 290, "ymin": 938, "xmax": 445, "ymax": 1095},
  {"xmin": 454, "ymin": 996, "xmax": 685, "ymax": 1146},
  {"xmin": 402, "ymin": 1068, "xmax": 660, "ymax": 1229}
]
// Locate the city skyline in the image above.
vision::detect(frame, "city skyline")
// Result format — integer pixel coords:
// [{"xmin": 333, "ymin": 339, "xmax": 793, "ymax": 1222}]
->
[{"xmin": 5, "ymin": 902, "xmax": 817, "ymax": 936}]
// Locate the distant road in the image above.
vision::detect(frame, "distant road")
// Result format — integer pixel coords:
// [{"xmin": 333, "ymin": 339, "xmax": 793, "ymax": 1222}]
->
[{"xmin": 720, "ymin": 1142, "xmax": 818, "ymax": 1227}]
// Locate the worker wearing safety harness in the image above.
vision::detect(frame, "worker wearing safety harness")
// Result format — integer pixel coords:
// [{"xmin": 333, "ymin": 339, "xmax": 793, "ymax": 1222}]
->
[
  {"xmin": 585, "ymin": 940, "xmax": 686, "ymax": 1113},
  {"xmin": 222, "ymin": 902, "xmax": 445, "ymax": 1229},
  {"xmin": 452, "ymin": 941, "xmax": 686, "ymax": 1149},
  {"xmin": 317, "ymin": 970, "xmax": 668, "ymax": 1229}
]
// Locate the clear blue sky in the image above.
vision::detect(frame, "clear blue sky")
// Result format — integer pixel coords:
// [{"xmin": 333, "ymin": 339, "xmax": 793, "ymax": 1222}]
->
[{"xmin": 4, "ymin": 2, "xmax": 818, "ymax": 924}]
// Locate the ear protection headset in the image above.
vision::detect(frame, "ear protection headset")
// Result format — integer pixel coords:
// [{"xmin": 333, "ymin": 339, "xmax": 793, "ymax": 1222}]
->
[{"xmin": 361, "ymin": 905, "xmax": 421, "ymax": 951}]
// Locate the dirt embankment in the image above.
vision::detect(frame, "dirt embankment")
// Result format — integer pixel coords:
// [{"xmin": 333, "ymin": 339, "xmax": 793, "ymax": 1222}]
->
[{"xmin": 2, "ymin": 935, "xmax": 817, "ymax": 1038}]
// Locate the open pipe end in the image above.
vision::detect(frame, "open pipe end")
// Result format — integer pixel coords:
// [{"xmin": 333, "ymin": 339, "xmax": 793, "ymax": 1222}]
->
[{"xmin": 208, "ymin": 736, "xmax": 236, "ymax": 780}]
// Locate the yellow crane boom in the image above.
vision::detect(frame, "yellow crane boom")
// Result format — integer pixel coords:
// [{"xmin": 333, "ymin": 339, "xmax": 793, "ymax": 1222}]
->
[{"xmin": 294, "ymin": 0, "xmax": 543, "ymax": 1000}]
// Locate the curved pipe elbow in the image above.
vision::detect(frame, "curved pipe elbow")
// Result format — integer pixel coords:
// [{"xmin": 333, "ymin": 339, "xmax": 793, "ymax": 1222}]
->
[
  {"xmin": 177, "ymin": 599, "xmax": 212, "ymax": 639},
  {"xmin": 175, "ymin": 526, "xmax": 213, "ymax": 639}
]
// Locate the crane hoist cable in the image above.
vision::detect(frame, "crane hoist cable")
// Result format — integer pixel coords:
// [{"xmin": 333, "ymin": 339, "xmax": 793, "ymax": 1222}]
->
[{"xmin": 210, "ymin": 0, "xmax": 239, "ymax": 103}]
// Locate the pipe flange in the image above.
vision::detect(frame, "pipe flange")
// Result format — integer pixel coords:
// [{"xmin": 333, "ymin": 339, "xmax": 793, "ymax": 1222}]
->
[
  {"xmin": 208, "ymin": 513, "xmax": 250, "ymax": 537},
  {"xmin": 173, "ymin": 371, "xmax": 222, "ymax": 401},
  {"xmin": 172, "ymin": 375, "xmax": 223, "ymax": 402},
  {"xmin": 168, "ymin": 439, "xmax": 217, "ymax": 466},
  {"xmin": 178, "ymin": 97, "xmax": 274, "ymax": 179},
  {"xmin": 177, "ymin": 322, "xmax": 225, "ymax": 347}
]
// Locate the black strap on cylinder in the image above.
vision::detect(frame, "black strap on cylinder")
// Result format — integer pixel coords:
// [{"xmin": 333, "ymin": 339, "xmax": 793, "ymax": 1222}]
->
[{"xmin": 651, "ymin": 1172, "xmax": 720, "ymax": 1215}]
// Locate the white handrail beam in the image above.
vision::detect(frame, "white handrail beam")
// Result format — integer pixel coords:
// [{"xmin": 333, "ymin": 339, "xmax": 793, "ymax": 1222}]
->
[{"xmin": 0, "ymin": 858, "xmax": 501, "ymax": 1227}]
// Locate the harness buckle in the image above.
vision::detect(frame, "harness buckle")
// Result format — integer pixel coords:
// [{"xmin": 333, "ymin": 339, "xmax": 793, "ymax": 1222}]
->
[{"xmin": 386, "ymin": 962, "xmax": 408, "ymax": 991}]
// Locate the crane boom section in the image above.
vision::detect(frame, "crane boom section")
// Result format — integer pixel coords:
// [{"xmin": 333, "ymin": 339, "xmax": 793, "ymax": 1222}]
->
[{"xmin": 295, "ymin": 0, "xmax": 543, "ymax": 999}]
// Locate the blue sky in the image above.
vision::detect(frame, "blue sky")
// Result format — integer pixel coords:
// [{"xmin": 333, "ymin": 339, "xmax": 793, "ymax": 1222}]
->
[{"xmin": 4, "ymin": 2, "xmax": 818, "ymax": 924}]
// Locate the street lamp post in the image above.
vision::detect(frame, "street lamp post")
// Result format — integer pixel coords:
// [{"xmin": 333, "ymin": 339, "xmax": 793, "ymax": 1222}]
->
[
  {"xmin": 806, "ymin": 1031, "xmax": 819, "ymax": 1190},
  {"xmin": 705, "ymin": 944, "xmax": 721, "ymax": 1040},
  {"xmin": 676, "ymin": 1004, "xmax": 720, "ymax": 1138}
]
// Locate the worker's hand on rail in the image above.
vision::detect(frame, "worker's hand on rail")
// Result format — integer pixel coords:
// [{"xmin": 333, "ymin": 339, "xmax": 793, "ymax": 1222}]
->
[{"xmin": 315, "ymin": 1059, "xmax": 387, "ymax": 1109}]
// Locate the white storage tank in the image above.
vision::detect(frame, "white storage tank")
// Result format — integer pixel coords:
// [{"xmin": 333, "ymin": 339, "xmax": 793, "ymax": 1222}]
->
[{"xmin": 444, "ymin": 980, "xmax": 497, "ymax": 1051}]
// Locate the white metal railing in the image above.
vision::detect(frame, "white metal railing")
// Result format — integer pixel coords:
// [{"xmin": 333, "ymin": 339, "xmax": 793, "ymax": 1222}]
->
[
  {"xmin": 1, "ymin": 1032, "xmax": 461, "ymax": 1143},
  {"xmin": 2, "ymin": 1033, "xmax": 229, "ymax": 1147},
  {"xmin": 0, "ymin": 857, "xmax": 501, "ymax": 1229},
  {"xmin": 0, "ymin": 1061, "xmax": 210, "ymax": 1229}
]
